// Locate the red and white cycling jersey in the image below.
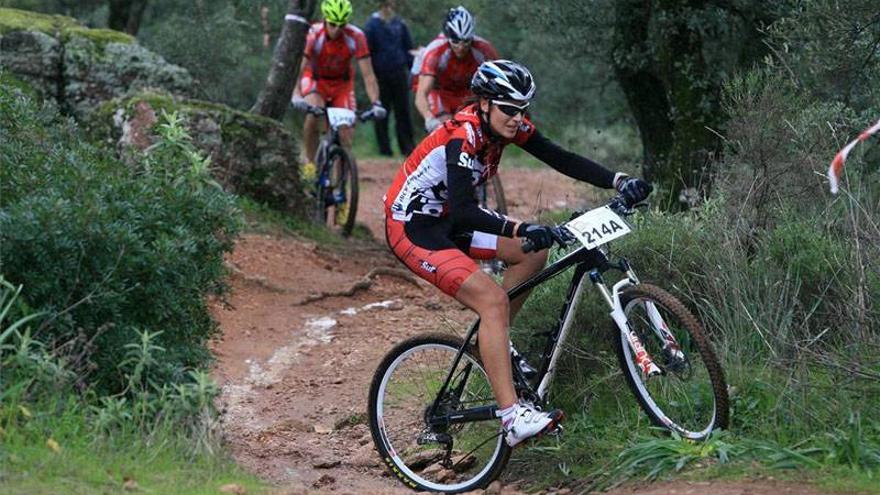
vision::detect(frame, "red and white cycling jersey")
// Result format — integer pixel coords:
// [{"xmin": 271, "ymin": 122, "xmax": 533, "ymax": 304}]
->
[
  {"xmin": 413, "ymin": 35, "xmax": 498, "ymax": 95},
  {"xmin": 303, "ymin": 22, "xmax": 370, "ymax": 81},
  {"xmin": 385, "ymin": 104, "xmax": 535, "ymax": 221}
]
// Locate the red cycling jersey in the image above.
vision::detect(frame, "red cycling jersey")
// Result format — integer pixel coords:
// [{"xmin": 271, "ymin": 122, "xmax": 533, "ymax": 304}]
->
[
  {"xmin": 384, "ymin": 104, "xmax": 618, "ymax": 297},
  {"xmin": 303, "ymin": 22, "xmax": 370, "ymax": 80},
  {"xmin": 413, "ymin": 35, "xmax": 498, "ymax": 116},
  {"xmin": 385, "ymin": 103, "xmax": 533, "ymax": 222},
  {"xmin": 300, "ymin": 22, "xmax": 370, "ymax": 110}
]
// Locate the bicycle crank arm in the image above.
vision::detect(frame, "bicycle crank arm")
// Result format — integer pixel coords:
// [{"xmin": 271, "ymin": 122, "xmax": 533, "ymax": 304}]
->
[{"xmin": 426, "ymin": 405, "xmax": 498, "ymax": 428}]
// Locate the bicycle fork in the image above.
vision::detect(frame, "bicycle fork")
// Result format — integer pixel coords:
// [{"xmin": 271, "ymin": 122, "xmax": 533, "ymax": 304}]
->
[{"xmin": 593, "ymin": 270, "xmax": 683, "ymax": 379}]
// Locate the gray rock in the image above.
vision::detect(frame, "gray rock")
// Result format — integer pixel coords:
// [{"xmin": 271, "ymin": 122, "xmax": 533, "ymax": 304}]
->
[
  {"xmin": 0, "ymin": 8, "xmax": 191, "ymax": 117},
  {"xmin": 0, "ymin": 30, "xmax": 61, "ymax": 100}
]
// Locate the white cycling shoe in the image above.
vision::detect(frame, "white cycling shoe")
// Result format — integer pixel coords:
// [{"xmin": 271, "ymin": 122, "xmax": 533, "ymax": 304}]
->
[{"xmin": 502, "ymin": 402, "xmax": 564, "ymax": 448}]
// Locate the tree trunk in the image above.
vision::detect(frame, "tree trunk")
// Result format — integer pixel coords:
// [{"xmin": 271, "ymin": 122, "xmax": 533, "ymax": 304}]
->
[
  {"xmin": 611, "ymin": 0, "xmax": 674, "ymax": 189},
  {"xmin": 251, "ymin": 0, "xmax": 317, "ymax": 120},
  {"xmin": 611, "ymin": 0, "xmax": 723, "ymax": 209},
  {"xmin": 108, "ymin": 0, "xmax": 149, "ymax": 36}
]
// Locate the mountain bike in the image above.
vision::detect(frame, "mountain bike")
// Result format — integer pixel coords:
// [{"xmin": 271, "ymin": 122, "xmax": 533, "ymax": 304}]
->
[
  {"xmin": 298, "ymin": 104, "xmax": 377, "ymax": 236},
  {"xmin": 368, "ymin": 196, "xmax": 729, "ymax": 493}
]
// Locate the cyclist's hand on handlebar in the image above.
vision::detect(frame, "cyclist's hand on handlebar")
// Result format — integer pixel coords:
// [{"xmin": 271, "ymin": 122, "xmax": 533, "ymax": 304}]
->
[
  {"xmin": 425, "ymin": 116, "xmax": 444, "ymax": 133},
  {"xmin": 290, "ymin": 95, "xmax": 310, "ymax": 113},
  {"xmin": 615, "ymin": 175, "xmax": 653, "ymax": 207},
  {"xmin": 371, "ymin": 100, "xmax": 387, "ymax": 120},
  {"xmin": 517, "ymin": 223, "xmax": 570, "ymax": 252}
]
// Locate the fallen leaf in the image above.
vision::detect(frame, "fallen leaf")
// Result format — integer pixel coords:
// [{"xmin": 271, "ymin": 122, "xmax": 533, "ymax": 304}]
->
[
  {"xmin": 46, "ymin": 438, "xmax": 62, "ymax": 453},
  {"xmin": 123, "ymin": 479, "xmax": 139, "ymax": 491}
]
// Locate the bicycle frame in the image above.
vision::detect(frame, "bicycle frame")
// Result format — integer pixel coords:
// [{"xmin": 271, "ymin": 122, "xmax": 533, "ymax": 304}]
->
[
  {"xmin": 313, "ymin": 115, "xmax": 346, "ymax": 168},
  {"xmin": 425, "ymin": 243, "xmax": 654, "ymax": 428}
]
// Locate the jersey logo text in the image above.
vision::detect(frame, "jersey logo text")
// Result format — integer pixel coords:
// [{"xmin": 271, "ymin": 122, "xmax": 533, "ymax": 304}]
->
[{"xmin": 420, "ymin": 260, "xmax": 437, "ymax": 273}]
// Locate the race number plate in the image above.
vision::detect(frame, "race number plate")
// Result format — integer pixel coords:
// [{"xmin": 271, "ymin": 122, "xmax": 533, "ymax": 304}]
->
[
  {"xmin": 327, "ymin": 107, "xmax": 356, "ymax": 129},
  {"xmin": 565, "ymin": 206, "xmax": 631, "ymax": 250}
]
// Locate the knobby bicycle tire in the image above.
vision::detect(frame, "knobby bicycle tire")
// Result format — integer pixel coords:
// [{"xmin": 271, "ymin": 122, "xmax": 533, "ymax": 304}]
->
[
  {"xmin": 316, "ymin": 145, "xmax": 358, "ymax": 236},
  {"xmin": 613, "ymin": 284, "xmax": 729, "ymax": 439},
  {"xmin": 368, "ymin": 333, "xmax": 511, "ymax": 493}
]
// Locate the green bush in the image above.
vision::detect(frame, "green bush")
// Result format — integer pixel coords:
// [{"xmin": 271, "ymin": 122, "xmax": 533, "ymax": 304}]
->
[
  {"xmin": 0, "ymin": 85, "xmax": 241, "ymax": 393},
  {"xmin": 138, "ymin": 2, "xmax": 270, "ymax": 110}
]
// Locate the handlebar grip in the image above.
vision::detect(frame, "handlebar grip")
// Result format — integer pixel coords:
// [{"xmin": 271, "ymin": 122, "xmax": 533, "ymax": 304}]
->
[{"xmin": 521, "ymin": 238, "xmax": 536, "ymax": 253}]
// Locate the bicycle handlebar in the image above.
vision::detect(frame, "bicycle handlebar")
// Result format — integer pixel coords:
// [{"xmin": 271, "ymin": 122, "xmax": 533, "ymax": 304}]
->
[
  {"xmin": 520, "ymin": 195, "xmax": 643, "ymax": 253},
  {"xmin": 294, "ymin": 103, "xmax": 378, "ymax": 122}
]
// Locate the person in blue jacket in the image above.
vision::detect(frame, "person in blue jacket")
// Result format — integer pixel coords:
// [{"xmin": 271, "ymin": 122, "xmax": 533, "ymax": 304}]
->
[{"xmin": 364, "ymin": 0, "xmax": 415, "ymax": 156}]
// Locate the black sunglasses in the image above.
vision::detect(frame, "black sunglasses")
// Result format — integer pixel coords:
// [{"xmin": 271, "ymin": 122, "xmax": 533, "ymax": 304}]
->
[{"xmin": 492, "ymin": 100, "xmax": 529, "ymax": 117}]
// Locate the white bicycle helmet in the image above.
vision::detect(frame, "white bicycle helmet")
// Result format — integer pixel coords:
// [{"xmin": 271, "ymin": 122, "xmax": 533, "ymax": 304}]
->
[
  {"xmin": 470, "ymin": 59, "xmax": 536, "ymax": 102},
  {"xmin": 443, "ymin": 6, "xmax": 475, "ymax": 41}
]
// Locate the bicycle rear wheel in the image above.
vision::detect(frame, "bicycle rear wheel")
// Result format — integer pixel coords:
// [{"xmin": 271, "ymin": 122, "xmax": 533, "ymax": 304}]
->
[
  {"xmin": 614, "ymin": 284, "xmax": 729, "ymax": 439},
  {"xmin": 315, "ymin": 145, "xmax": 358, "ymax": 236},
  {"xmin": 368, "ymin": 333, "xmax": 510, "ymax": 493}
]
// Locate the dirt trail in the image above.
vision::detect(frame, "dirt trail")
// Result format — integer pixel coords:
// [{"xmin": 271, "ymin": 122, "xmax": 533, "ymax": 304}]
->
[{"xmin": 210, "ymin": 160, "xmax": 845, "ymax": 494}]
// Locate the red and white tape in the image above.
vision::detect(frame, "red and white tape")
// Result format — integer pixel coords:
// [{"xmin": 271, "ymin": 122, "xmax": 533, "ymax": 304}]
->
[{"xmin": 828, "ymin": 118, "xmax": 880, "ymax": 194}]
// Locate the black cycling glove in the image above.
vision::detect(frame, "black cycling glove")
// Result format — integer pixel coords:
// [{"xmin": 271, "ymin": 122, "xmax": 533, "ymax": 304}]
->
[
  {"xmin": 616, "ymin": 176, "xmax": 653, "ymax": 206},
  {"xmin": 517, "ymin": 223, "xmax": 567, "ymax": 251}
]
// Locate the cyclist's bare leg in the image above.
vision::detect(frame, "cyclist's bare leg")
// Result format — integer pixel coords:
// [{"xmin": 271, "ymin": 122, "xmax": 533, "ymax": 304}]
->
[
  {"xmin": 495, "ymin": 235, "xmax": 548, "ymax": 318},
  {"xmin": 303, "ymin": 92, "xmax": 324, "ymax": 162},
  {"xmin": 454, "ymin": 270, "xmax": 517, "ymax": 408}
]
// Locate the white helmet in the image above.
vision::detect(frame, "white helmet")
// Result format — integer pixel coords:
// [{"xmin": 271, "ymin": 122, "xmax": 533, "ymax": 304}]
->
[
  {"xmin": 471, "ymin": 59, "xmax": 536, "ymax": 102},
  {"xmin": 443, "ymin": 6, "xmax": 475, "ymax": 42}
]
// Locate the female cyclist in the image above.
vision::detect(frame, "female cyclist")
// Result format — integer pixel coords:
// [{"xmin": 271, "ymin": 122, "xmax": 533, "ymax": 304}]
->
[{"xmin": 383, "ymin": 60, "xmax": 652, "ymax": 446}]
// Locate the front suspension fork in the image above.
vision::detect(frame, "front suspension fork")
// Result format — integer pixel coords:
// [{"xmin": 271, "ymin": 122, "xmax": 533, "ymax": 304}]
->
[{"xmin": 593, "ymin": 271, "xmax": 664, "ymax": 378}]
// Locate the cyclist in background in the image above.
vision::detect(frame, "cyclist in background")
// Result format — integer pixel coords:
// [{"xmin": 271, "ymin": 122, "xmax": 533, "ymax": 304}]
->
[
  {"xmin": 291, "ymin": 0, "xmax": 387, "ymax": 180},
  {"xmin": 412, "ymin": 6, "xmax": 498, "ymax": 133},
  {"xmin": 384, "ymin": 60, "xmax": 652, "ymax": 446}
]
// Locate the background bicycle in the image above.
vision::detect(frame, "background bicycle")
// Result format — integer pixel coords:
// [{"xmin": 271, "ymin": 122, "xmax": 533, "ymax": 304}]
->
[
  {"xmin": 297, "ymin": 104, "xmax": 378, "ymax": 236},
  {"xmin": 368, "ymin": 196, "xmax": 729, "ymax": 493}
]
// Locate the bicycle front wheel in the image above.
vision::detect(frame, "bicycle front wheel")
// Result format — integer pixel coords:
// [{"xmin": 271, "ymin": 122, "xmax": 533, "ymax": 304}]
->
[
  {"xmin": 368, "ymin": 333, "xmax": 510, "ymax": 493},
  {"xmin": 316, "ymin": 145, "xmax": 358, "ymax": 236},
  {"xmin": 614, "ymin": 284, "xmax": 729, "ymax": 440}
]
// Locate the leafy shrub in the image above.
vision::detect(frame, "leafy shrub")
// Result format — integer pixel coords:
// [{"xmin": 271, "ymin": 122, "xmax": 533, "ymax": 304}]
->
[
  {"xmin": 0, "ymin": 84, "xmax": 241, "ymax": 393},
  {"xmin": 138, "ymin": 2, "xmax": 269, "ymax": 110}
]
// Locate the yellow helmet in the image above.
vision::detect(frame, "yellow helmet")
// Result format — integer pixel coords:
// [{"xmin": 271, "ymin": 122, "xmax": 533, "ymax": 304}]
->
[{"xmin": 321, "ymin": 0, "xmax": 352, "ymax": 25}]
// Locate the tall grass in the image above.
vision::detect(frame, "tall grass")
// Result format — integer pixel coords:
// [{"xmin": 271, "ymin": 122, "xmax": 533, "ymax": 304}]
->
[{"xmin": 505, "ymin": 69, "xmax": 880, "ymax": 491}]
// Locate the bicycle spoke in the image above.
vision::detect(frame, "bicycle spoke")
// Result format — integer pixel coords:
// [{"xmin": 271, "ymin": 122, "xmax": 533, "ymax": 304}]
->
[
  {"xmin": 371, "ymin": 337, "xmax": 506, "ymax": 491},
  {"xmin": 617, "ymin": 288, "xmax": 726, "ymax": 439}
]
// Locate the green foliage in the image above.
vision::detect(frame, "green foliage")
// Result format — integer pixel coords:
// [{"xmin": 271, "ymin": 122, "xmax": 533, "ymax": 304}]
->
[
  {"xmin": 0, "ymin": 7, "xmax": 133, "ymax": 45},
  {"xmin": 0, "ymin": 281, "xmax": 261, "ymax": 493},
  {"xmin": 0, "ymin": 84, "xmax": 241, "ymax": 393},
  {"xmin": 768, "ymin": 0, "xmax": 880, "ymax": 114},
  {"xmin": 138, "ymin": 2, "xmax": 273, "ymax": 110}
]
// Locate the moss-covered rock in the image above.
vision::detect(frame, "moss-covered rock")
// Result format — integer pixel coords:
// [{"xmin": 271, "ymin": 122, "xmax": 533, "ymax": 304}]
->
[
  {"xmin": 0, "ymin": 30, "xmax": 60, "ymax": 101},
  {"xmin": 90, "ymin": 91, "xmax": 305, "ymax": 214},
  {"xmin": 0, "ymin": 8, "xmax": 190, "ymax": 116}
]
